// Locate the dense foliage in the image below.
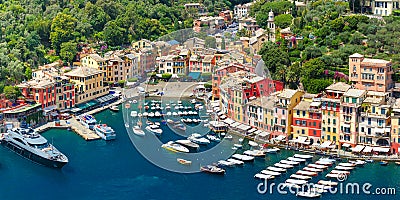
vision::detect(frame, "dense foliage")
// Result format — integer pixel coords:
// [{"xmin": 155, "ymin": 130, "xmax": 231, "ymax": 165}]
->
[
  {"xmin": 0, "ymin": 0, "xmax": 251, "ymax": 93},
  {"xmin": 255, "ymin": 0, "xmax": 400, "ymax": 93}
]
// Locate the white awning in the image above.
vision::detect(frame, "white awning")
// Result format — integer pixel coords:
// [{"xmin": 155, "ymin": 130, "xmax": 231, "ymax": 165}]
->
[
  {"xmin": 363, "ymin": 146, "xmax": 373, "ymax": 153},
  {"xmin": 247, "ymin": 128, "xmax": 257, "ymax": 133},
  {"xmin": 231, "ymin": 122, "xmax": 240, "ymax": 128},
  {"xmin": 258, "ymin": 131, "xmax": 270, "ymax": 137},
  {"xmin": 248, "ymin": 141, "xmax": 258, "ymax": 147},
  {"xmin": 351, "ymin": 145, "xmax": 365, "ymax": 152},
  {"xmin": 298, "ymin": 136, "xmax": 308, "ymax": 143},
  {"xmin": 275, "ymin": 135, "xmax": 286, "ymax": 141},
  {"xmin": 342, "ymin": 143, "xmax": 351, "ymax": 147},
  {"xmin": 373, "ymin": 147, "xmax": 390, "ymax": 152},
  {"xmin": 223, "ymin": 118, "xmax": 235, "ymax": 125},
  {"xmin": 320, "ymin": 141, "xmax": 332, "ymax": 148}
]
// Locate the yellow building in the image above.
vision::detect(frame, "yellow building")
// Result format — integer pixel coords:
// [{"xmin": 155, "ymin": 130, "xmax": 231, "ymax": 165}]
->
[
  {"xmin": 391, "ymin": 99, "xmax": 400, "ymax": 154},
  {"xmin": 132, "ymin": 39, "xmax": 153, "ymax": 50},
  {"xmin": 81, "ymin": 54, "xmax": 107, "ymax": 78},
  {"xmin": 65, "ymin": 67, "xmax": 109, "ymax": 104},
  {"xmin": 321, "ymin": 82, "xmax": 351, "ymax": 147},
  {"xmin": 292, "ymin": 100, "xmax": 311, "ymax": 140},
  {"xmin": 272, "ymin": 89, "xmax": 304, "ymax": 140}
]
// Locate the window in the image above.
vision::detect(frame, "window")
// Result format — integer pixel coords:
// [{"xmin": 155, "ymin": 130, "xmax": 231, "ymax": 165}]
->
[
  {"xmin": 333, "ymin": 128, "xmax": 336, "ymax": 133},
  {"xmin": 333, "ymin": 119, "xmax": 336, "ymax": 125}
]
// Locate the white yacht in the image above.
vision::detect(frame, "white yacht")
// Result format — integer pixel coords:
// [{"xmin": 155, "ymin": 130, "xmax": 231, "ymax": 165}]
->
[
  {"xmin": 145, "ymin": 125, "xmax": 162, "ymax": 136},
  {"xmin": 2, "ymin": 128, "xmax": 68, "ymax": 168},
  {"xmin": 132, "ymin": 126, "xmax": 145, "ymax": 136},
  {"xmin": 161, "ymin": 141, "xmax": 189, "ymax": 153},
  {"xmin": 94, "ymin": 124, "xmax": 116, "ymax": 140}
]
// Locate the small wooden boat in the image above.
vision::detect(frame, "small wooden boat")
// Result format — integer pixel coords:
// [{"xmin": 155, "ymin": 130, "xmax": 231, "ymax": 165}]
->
[
  {"xmin": 380, "ymin": 161, "xmax": 388, "ymax": 166},
  {"xmin": 395, "ymin": 162, "xmax": 400, "ymax": 166},
  {"xmin": 365, "ymin": 159, "xmax": 374, "ymax": 163},
  {"xmin": 177, "ymin": 158, "xmax": 192, "ymax": 165},
  {"xmin": 124, "ymin": 103, "xmax": 131, "ymax": 109}
]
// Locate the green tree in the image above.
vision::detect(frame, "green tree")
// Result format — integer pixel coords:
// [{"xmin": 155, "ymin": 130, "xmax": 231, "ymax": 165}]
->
[
  {"xmin": 3, "ymin": 86, "xmax": 20, "ymax": 101},
  {"xmin": 103, "ymin": 20, "xmax": 127, "ymax": 46},
  {"xmin": 60, "ymin": 41, "xmax": 78, "ymax": 64},
  {"xmin": 274, "ymin": 14, "xmax": 293, "ymax": 28},
  {"xmin": 50, "ymin": 13, "xmax": 78, "ymax": 53},
  {"xmin": 25, "ymin": 66, "xmax": 32, "ymax": 80},
  {"xmin": 259, "ymin": 42, "xmax": 290, "ymax": 74}
]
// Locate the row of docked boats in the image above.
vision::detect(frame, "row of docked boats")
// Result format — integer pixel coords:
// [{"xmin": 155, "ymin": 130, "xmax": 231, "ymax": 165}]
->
[
  {"xmin": 79, "ymin": 114, "xmax": 116, "ymax": 141},
  {"xmin": 131, "ymin": 110, "xmax": 200, "ymax": 118}
]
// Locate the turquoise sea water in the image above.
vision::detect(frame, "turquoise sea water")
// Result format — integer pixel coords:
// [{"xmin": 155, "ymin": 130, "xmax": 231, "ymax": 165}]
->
[{"xmin": 0, "ymin": 107, "xmax": 399, "ymax": 200}]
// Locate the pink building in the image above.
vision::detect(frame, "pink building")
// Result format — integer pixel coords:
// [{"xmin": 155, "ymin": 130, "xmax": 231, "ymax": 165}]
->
[{"xmin": 349, "ymin": 53, "xmax": 393, "ymax": 92}]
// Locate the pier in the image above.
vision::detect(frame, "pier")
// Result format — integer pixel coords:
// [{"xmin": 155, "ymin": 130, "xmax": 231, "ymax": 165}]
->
[{"xmin": 34, "ymin": 119, "xmax": 100, "ymax": 141}]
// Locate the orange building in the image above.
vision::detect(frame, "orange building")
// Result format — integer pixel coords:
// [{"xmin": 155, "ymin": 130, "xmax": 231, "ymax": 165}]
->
[{"xmin": 349, "ymin": 53, "xmax": 393, "ymax": 92}]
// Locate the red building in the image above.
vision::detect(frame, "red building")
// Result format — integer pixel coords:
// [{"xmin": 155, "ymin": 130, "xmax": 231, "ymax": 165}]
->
[
  {"xmin": 212, "ymin": 63, "xmax": 248, "ymax": 99},
  {"xmin": 18, "ymin": 79, "xmax": 57, "ymax": 110}
]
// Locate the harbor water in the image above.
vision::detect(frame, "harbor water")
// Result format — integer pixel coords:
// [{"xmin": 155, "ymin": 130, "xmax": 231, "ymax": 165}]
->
[{"xmin": 0, "ymin": 107, "xmax": 399, "ymax": 200}]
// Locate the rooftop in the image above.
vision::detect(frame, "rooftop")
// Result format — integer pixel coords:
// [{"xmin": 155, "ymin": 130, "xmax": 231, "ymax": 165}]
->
[
  {"xmin": 247, "ymin": 95, "xmax": 277, "ymax": 109},
  {"xmin": 294, "ymin": 100, "xmax": 311, "ymax": 111},
  {"xmin": 64, "ymin": 67, "xmax": 103, "ymax": 78},
  {"xmin": 362, "ymin": 58, "xmax": 391, "ymax": 65},
  {"xmin": 325, "ymin": 82, "xmax": 351, "ymax": 92},
  {"xmin": 343, "ymin": 89, "xmax": 366, "ymax": 98},
  {"xmin": 349, "ymin": 53, "xmax": 364, "ymax": 58},
  {"xmin": 277, "ymin": 89, "xmax": 298, "ymax": 99},
  {"xmin": 88, "ymin": 53, "xmax": 106, "ymax": 62}
]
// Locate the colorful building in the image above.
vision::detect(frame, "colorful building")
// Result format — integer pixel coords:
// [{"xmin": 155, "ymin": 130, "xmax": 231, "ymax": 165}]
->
[
  {"xmin": 358, "ymin": 91, "xmax": 391, "ymax": 147},
  {"xmin": 321, "ymin": 82, "xmax": 351, "ymax": 146},
  {"xmin": 391, "ymin": 99, "xmax": 400, "ymax": 154},
  {"xmin": 18, "ymin": 79, "xmax": 57, "ymax": 110},
  {"xmin": 349, "ymin": 53, "xmax": 393, "ymax": 92},
  {"xmin": 271, "ymin": 89, "xmax": 304, "ymax": 141},
  {"xmin": 246, "ymin": 95, "xmax": 277, "ymax": 132},
  {"xmin": 64, "ymin": 67, "xmax": 108, "ymax": 104},
  {"xmin": 292, "ymin": 94, "xmax": 322, "ymax": 144},
  {"xmin": 339, "ymin": 89, "xmax": 367, "ymax": 148}
]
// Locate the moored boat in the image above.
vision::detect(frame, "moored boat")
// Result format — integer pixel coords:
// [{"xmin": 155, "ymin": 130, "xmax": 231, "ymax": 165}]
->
[
  {"xmin": 296, "ymin": 191, "xmax": 322, "ymax": 198},
  {"xmin": 109, "ymin": 105, "xmax": 119, "ymax": 112},
  {"xmin": 132, "ymin": 126, "xmax": 145, "ymax": 136},
  {"xmin": 161, "ymin": 141, "xmax": 189, "ymax": 153},
  {"xmin": 318, "ymin": 180, "xmax": 338, "ymax": 186},
  {"xmin": 200, "ymin": 165, "xmax": 225, "ymax": 175},
  {"xmin": 177, "ymin": 158, "xmax": 191, "ymax": 165},
  {"xmin": 79, "ymin": 114, "xmax": 97, "ymax": 130},
  {"xmin": 227, "ymin": 158, "xmax": 244, "ymax": 165},
  {"xmin": 2, "ymin": 128, "xmax": 68, "ymax": 168},
  {"xmin": 395, "ymin": 162, "xmax": 400, "ymax": 166},
  {"xmin": 254, "ymin": 173, "xmax": 275, "ymax": 180},
  {"xmin": 379, "ymin": 161, "xmax": 388, "ymax": 166},
  {"xmin": 145, "ymin": 125, "xmax": 162, "ymax": 136},
  {"xmin": 175, "ymin": 140, "xmax": 200, "ymax": 150},
  {"xmin": 94, "ymin": 124, "xmax": 116, "ymax": 140}
]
